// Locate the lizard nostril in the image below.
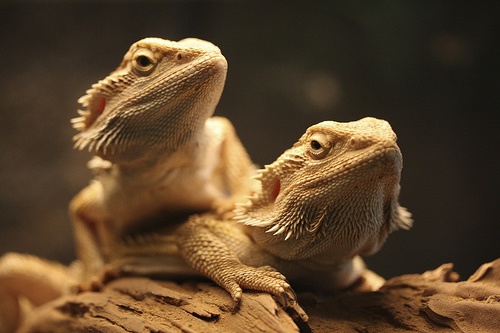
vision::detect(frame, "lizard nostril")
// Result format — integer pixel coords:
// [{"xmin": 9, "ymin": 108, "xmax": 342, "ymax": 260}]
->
[
  {"xmin": 348, "ymin": 136, "xmax": 370, "ymax": 150},
  {"xmin": 211, "ymin": 56, "xmax": 228, "ymax": 72}
]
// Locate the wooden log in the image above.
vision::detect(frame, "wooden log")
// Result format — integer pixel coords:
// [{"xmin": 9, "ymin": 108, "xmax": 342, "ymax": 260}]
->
[{"xmin": 18, "ymin": 259, "xmax": 500, "ymax": 333}]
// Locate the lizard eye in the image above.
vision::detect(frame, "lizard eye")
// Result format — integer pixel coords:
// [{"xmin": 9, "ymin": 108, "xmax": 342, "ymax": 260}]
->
[
  {"xmin": 310, "ymin": 140, "xmax": 322, "ymax": 150},
  {"xmin": 137, "ymin": 55, "xmax": 152, "ymax": 67},
  {"xmin": 132, "ymin": 50, "xmax": 156, "ymax": 76},
  {"xmin": 308, "ymin": 133, "xmax": 332, "ymax": 159}
]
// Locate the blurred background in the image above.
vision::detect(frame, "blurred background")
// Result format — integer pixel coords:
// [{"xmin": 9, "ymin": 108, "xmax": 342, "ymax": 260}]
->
[{"xmin": 0, "ymin": 1, "xmax": 498, "ymax": 279}]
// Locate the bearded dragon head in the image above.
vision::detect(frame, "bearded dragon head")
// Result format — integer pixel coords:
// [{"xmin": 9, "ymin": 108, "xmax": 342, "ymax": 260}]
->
[
  {"xmin": 71, "ymin": 37, "xmax": 227, "ymax": 165},
  {"xmin": 235, "ymin": 117, "xmax": 412, "ymax": 261}
]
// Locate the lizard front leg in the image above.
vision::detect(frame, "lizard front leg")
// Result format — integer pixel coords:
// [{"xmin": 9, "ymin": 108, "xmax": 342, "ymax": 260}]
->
[
  {"xmin": 69, "ymin": 181, "xmax": 110, "ymax": 289},
  {"xmin": 176, "ymin": 214, "xmax": 308, "ymax": 321}
]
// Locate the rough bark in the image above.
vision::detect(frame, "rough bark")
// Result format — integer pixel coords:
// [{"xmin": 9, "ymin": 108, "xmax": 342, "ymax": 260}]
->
[{"xmin": 19, "ymin": 259, "xmax": 500, "ymax": 333}]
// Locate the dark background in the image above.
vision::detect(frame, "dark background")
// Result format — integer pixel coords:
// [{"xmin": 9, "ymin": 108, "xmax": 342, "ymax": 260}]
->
[{"xmin": 0, "ymin": 1, "xmax": 498, "ymax": 279}]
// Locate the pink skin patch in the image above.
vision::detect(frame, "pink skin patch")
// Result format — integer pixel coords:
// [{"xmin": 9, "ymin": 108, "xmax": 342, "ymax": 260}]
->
[
  {"xmin": 272, "ymin": 179, "xmax": 281, "ymax": 201},
  {"xmin": 98, "ymin": 97, "xmax": 106, "ymax": 114},
  {"xmin": 85, "ymin": 97, "xmax": 106, "ymax": 129}
]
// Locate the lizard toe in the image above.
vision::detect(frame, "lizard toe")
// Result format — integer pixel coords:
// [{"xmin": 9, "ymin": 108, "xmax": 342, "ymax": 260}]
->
[
  {"xmin": 217, "ymin": 277, "xmax": 243, "ymax": 311},
  {"xmin": 234, "ymin": 265, "xmax": 295, "ymax": 303}
]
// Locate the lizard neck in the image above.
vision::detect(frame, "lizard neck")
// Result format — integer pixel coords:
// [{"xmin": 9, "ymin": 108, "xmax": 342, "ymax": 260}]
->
[{"xmin": 107, "ymin": 137, "xmax": 206, "ymax": 186}]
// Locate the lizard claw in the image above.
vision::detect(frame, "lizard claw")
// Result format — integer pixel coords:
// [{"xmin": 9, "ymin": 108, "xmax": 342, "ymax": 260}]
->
[
  {"xmin": 275, "ymin": 288, "xmax": 296, "ymax": 308},
  {"xmin": 273, "ymin": 280, "xmax": 308, "ymax": 322},
  {"xmin": 230, "ymin": 288, "xmax": 243, "ymax": 313},
  {"xmin": 282, "ymin": 293, "xmax": 309, "ymax": 323}
]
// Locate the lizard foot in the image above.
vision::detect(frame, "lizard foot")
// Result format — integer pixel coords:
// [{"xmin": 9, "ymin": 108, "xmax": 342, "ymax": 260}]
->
[
  {"xmin": 218, "ymin": 264, "xmax": 308, "ymax": 320},
  {"xmin": 223, "ymin": 265, "xmax": 291, "ymax": 307}
]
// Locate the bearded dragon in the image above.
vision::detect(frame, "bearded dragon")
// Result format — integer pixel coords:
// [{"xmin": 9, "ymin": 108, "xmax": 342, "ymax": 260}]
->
[
  {"xmin": 0, "ymin": 37, "xmax": 256, "ymax": 332},
  {"xmin": 114, "ymin": 117, "xmax": 412, "ymax": 322},
  {"xmin": 69, "ymin": 37, "xmax": 256, "ymax": 285}
]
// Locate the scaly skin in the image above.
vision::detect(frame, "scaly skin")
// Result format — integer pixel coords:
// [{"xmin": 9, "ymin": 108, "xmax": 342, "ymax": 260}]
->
[{"xmin": 176, "ymin": 117, "xmax": 413, "ymax": 320}]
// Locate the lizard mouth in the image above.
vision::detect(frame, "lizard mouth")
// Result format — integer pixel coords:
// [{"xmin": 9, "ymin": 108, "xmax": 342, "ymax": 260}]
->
[{"xmin": 71, "ymin": 93, "xmax": 107, "ymax": 132}]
